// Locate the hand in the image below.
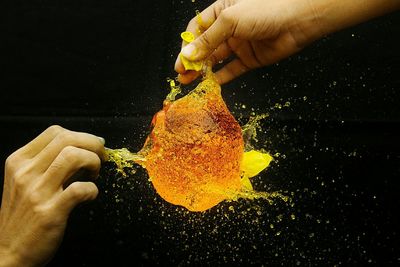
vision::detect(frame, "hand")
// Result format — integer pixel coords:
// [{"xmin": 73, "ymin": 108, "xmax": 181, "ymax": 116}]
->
[
  {"xmin": 0, "ymin": 125, "xmax": 105, "ymax": 267},
  {"xmin": 175, "ymin": 0, "xmax": 400, "ymax": 84},
  {"xmin": 175, "ymin": 0, "xmax": 323, "ymax": 84}
]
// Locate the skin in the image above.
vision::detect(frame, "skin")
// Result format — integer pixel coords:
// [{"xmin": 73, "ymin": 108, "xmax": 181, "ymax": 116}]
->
[
  {"xmin": 175, "ymin": 0, "xmax": 400, "ymax": 84},
  {"xmin": 0, "ymin": 125, "xmax": 105, "ymax": 267}
]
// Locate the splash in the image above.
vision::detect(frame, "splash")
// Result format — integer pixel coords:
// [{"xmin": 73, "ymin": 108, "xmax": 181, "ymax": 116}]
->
[
  {"xmin": 105, "ymin": 31, "xmax": 289, "ymax": 212},
  {"xmin": 106, "ymin": 67, "xmax": 288, "ymax": 211}
]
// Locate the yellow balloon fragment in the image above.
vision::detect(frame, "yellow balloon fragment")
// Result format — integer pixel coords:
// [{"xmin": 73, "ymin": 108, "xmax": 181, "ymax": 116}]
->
[
  {"xmin": 240, "ymin": 176, "xmax": 253, "ymax": 191},
  {"xmin": 180, "ymin": 55, "xmax": 203, "ymax": 71},
  {"xmin": 179, "ymin": 31, "xmax": 203, "ymax": 72},
  {"xmin": 241, "ymin": 150, "xmax": 273, "ymax": 178},
  {"xmin": 180, "ymin": 31, "xmax": 195, "ymax": 43}
]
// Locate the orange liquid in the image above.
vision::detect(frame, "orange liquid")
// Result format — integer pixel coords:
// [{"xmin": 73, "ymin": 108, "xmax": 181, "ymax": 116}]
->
[{"xmin": 141, "ymin": 77, "xmax": 244, "ymax": 211}]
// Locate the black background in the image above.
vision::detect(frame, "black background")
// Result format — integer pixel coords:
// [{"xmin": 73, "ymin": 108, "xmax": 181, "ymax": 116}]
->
[{"xmin": 0, "ymin": 0, "xmax": 399, "ymax": 266}]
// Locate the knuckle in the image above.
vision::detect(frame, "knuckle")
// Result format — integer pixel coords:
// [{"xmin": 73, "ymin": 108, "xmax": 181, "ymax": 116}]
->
[
  {"xmin": 5, "ymin": 153, "xmax": 18, "ymax": 173},
  {"xmin": 88, "ymin": 157, "xmax": 102, "ymax": 176},
  {"xmin": 47, "ymin": 158, "xmax": 63, "ymax": 173},
  {"xmin": 89, "ymin": 185, "xmax": 99, "ymax": 199},
  {"xmin": 11, "ymin": 164, "xmax": 33, "ymax": 189},
  {"xmin": 28, "ymin": 191, "xmax": 43, "ymax": 206},
  {"xmin": 93, "ymin": 144, "xmax": 105, "ymax": 162},
  {"xmin": 93, "ymin": 141, "xmax": 104, "ymax": 154},
  {"xmin": 91, "ymin": 154, "xmax": 101, "ymax": 169},
  {"xmin": 56, "ymin": 130, "xmax": 73, "ymax": 144},
  {"xmin": 58, "ymin": 130, "xmax": 73, "ymax": 141},
  {"xmin": 60, "ymin": 146, "xmax": 79, "ymax": 163},
  {"xmin": 13, "ymin": 173, "xmax": 27, "ymax": 190},
  {"xmin": 33, "ymin": 206, "xmax": 55, "ymax": 227},
  {"xmin": 219, "ymin": 9, "xmax": 234, "ymax": 25},
  {"xmin": 68, "ymin": 183, "xmax": 85, "ymax": 199},
  {"xmin": 46, "ymin": 125, "xmax": 64, "ymax": 135},
  {"xmin": 68, "ymin": 183, "xmax": 98, "ymax": 201}
]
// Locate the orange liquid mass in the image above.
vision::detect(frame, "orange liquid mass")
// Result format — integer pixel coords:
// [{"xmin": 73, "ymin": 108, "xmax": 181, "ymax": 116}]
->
[
  {"xmin": 140, "ymin": 77, "xmax": 244, "ymax": 211},
  {"xmin": 106, "ymin": 32, "xmax": 282, "ymax": 212}
]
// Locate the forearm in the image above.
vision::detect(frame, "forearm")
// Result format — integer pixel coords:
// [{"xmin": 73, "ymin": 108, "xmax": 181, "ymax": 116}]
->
[{"xmin": 314, "ymin": 0, "xmax": 400, "ymax": 36}]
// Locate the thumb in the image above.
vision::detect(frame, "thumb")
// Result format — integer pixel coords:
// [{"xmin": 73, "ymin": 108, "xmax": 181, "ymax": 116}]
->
[{"xmin": 181, "ymin": 9, "xmax": 236, "ymax": 61}]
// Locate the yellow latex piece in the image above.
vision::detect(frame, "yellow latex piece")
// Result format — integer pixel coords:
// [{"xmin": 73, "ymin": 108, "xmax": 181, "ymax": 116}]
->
[
  {"xmin": 241, "ymin": 150, "xmax": 273, "ymax": 178},
  {"xmin": 195, "ymin": 10, "xmax": 213, "ymax": 34},
  {"xmin": 241, "ymin": 176, "xmax": 253, "ymax": 191},
  {"xmin": 180, "ymin": 54, "xmax": 203, "ymax": 71},
  {"xmin": 196, "ymin": 10, "xmax": 205, "ymax": 34},
  {"xmin": 181, "ymin": 31, "xmax": 195, "ymax": 43},
  {"xmin": 180, "ymin": 31, "xmax": 203, "ymax": 72}
]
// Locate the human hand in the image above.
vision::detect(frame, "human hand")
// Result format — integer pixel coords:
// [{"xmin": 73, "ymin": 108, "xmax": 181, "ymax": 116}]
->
[
  {"xmin": 0, "ymin": 125, "xmax": 105, "ymax": 267},
  {"xmin": 175, "ymin": 0, "xmax": 323, "ymax": 84},
  {"xmin": 175, "ymin": 0, "xmax": 400, "ymax": 84}
]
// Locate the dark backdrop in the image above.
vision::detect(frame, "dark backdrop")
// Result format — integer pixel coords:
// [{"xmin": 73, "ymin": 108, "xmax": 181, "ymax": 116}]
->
[{"xmin": 0, "ymin": 0, "xmax": 399, "ymax": 266}]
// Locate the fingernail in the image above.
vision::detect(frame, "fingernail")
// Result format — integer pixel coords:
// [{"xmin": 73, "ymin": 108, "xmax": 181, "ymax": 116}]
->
[
  {"xmin": 181, "ymin": 44, "xmax": 196, "ymax": 59},
  {"xmin": 98, "ymin": 137, "xmax": 105, "ymax": 145}
]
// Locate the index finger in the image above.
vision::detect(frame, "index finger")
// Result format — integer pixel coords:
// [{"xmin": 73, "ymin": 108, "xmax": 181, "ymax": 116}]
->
[
  {"xmin": 16, "ymin": 125, "xmax": 64, "ymax": 158},
  {"xmin": 176, "ymin": 0, "xmax": 226, "ymax": 74},
  {"xmin": 183, "ymin": 1, "xmax": 224, "ymax": 45},
  {"xmin": 33, "ymin": 130, "xmax": 106, "ymax": 173}
]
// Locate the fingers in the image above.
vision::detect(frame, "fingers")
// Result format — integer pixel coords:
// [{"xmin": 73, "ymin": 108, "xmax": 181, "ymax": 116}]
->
[
  {"xmin": 174, "ymin": 55, "xmax": 185, "ymax": 74},
  {"xmin": 177, "ymin": 71, "xmax": 201, "ymax": 84},
  {"xmin": 208, "ymin": 41, "xmax": 233, "ymax": 65},
  {"xmin": 33, "ymin": 130, "xmax": 105, "ymax": 172},
  {"xmin": 175, "ymin": 0, "xmax": 233, "ymax": 77},
  {"xmin": 177, "ymin": 40, "xmax": 234, "ymax": 84},
  {"xmin": 181, "ymin": 8, "xmax": 236, "ymax": 61},
  {"xmin": 215, "ymin": 58, "xmax": 250, "ymax": 84},
  {"xmin": 56, "ymin": 181, "xmax": 99, "ymax": 215},
  {"xmin": 175, "ymin": 2, "xmax": 221, "ymax": 70},
  {"xmin": 185, "ymin": 0, "xmax": 224, "ymax": 39},
  {"xmin": 43, "ymin": 147, "xmax": 101, "ymax": 189},
  {"xmin": 17, "ymin": 125, "xmax": 65, "ymax": 158},
  {"xmin": 1, "ymin": 124, "xmax": 104, "ymax": 262}
]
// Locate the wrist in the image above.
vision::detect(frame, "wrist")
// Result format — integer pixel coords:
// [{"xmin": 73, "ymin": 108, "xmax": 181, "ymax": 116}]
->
[
  {"xmin": 311, "ymin": 0, "xmax": 400, "ymax": 36},
  {"xmin": 283, "ymin": 0, "xmax": 326, "ymax": 48}
]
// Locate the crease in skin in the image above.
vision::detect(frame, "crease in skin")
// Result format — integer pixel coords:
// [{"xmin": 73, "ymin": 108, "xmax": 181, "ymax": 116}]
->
[{"xmin": 106, "ymin": 59, "xmax": 289, "ymax": 212}]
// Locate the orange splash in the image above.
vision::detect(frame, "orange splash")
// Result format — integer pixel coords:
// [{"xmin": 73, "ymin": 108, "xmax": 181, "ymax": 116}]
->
[
  {"xmin": 105, "ymin": 67, "xmax": 285, "ymax": 212},
  {"xmin": 140, "ymin": 74, "xmax": 244, "ymax": 211}
]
